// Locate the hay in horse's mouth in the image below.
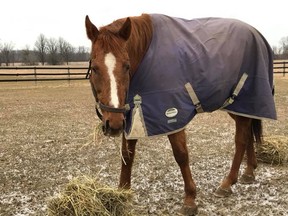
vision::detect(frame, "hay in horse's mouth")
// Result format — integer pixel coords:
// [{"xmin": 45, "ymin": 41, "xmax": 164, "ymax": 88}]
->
[{"xmin": 87, "ymin": 123, "xmax": 127, "ymax": 165}]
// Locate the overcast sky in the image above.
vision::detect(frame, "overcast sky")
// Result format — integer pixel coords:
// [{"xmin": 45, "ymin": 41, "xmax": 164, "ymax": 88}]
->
[{"xmin": 1, "ymin": 0, "xmax": 287, "ymax": 50}]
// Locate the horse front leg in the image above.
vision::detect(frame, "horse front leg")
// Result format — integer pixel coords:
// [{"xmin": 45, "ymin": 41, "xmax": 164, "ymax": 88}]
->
[
  {"xmin": 119, "ymin": 135, "xmax": 137, "ymax": 189},
  {"xmin": 215, "ymin": 114, "xmax": 252, "ymax": 197},
  {"xmin": 168, "ymin": 130, "xmax": 197, "ymax": 215}
]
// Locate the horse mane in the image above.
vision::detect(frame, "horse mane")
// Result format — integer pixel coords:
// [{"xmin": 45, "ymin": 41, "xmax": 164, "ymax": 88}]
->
[
  {"xmin": 98, "ymin": 14, "xmax": 153, "ymax": 72},
  {"xmin": 126, "ymin": 14, "xmax": 153, "ymax": 70}
]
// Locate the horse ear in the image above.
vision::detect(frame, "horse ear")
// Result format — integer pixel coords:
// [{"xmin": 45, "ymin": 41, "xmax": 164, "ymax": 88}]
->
[
  {"xmin": 118, "ymin": 17, "xmax": 131, "ymax": 41},
  {"xmin": 85, "ymin": 15, "xmax": 99, "ymax": 42}
]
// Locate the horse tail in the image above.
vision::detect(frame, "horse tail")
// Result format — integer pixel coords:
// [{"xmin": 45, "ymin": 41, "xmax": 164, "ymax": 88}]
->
[{"xmin": 252, "ymin": 119, "xmax": 263, "ymax": 144}]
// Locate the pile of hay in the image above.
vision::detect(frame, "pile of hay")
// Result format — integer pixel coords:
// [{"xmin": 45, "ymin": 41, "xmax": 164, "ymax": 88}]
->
[
  {"xmin": 47, "ymin": 176, "xmax": 133, "ymax": 216},
  {"xmin": 257, "ymin": 135, "xmax": 288, "ymax": 165}
]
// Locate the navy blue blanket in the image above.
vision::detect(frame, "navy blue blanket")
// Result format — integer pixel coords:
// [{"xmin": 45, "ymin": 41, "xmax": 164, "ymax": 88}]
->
[{"xmin": 125, "ymin": 14, "xmax": 276, "ymax": 139}]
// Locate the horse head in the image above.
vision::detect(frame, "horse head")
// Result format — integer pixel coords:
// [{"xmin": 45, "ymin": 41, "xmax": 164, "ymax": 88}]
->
[{"xmin": 85, "ymin": 15, "xmax": 132, "ymax": 137}]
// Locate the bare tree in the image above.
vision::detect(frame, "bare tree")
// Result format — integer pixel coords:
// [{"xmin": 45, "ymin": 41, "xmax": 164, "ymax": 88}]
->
[
  {"xmin": 58, "ymin": 37, "xmax": 74, "ymax": 65},
  {"xmin": 279, "ymin": 36, "xmax": 288, "ymax": 59},
  {"xmin": 1, "ymin": 42, "xmax": 14, "ymax": 66},
  {"xmin": 46, "ymin": 38, "xmax": 59, "ymax": 65},
  {"xmin": 21, "ymin": 45, "xmax": 36, "ymax": 65},
  {"xmin": 76, "ymin": 46, "xmax": 89, "ymax": 61},
  {"xmin": 272, "ymin": 46, "xmax": 279, "ymax": 54},
  {"xmin": 34, "ymin": 34, "xmax": 47, "ymax": 65}
]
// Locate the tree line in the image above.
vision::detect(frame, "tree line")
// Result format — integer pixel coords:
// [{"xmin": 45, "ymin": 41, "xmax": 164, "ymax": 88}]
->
[
  {"xmin": 272, "ymin": 36, "xmax": 288, "ymax": 60},
  {"xmin": 1, "ymin": 34, "xmax": 288, "ymax": 66},
  {"xmin": 0, "ymin": 34, "xmax": 90, "ymax": 66}
]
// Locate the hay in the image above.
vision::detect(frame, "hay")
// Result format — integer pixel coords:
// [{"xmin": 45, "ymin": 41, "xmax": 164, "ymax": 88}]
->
[
  {"xmin": 81, "ymin": 123, "xmax": 105, "ymax": 148},
  {"xmin": 92, "ymin": 123, "xmax": 127, "ymax": 165},
  {"xmin": 47, "ymin": 176, "xmax": 133, "ymax": 216},
  {"xmin": 257, "ymin": 135, "xmax": 288, "ymax": 165}
]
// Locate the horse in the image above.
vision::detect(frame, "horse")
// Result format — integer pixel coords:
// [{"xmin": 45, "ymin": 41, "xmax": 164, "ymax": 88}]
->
[{"xmin": 85, "ymin": 14, "xmax": 276, "ymax": 215}]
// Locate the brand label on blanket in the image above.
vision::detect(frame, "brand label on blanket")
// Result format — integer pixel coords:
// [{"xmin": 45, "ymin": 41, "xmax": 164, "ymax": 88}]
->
[{"xmin": 165, "ymin": 108, "xmax": 178, "ymax": 118}]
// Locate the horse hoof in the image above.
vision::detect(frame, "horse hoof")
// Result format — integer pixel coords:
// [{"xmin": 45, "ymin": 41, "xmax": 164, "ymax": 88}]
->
[
  {"xmin": 180, "ymin": 204, "xmax": 198, "ymax": 215},
  {"xmin": 239, "ymin": 174, "xmax": 255, "ymax": 184},
  {"xmin": 214, "ymin": 187, "xmax": 233, "ymax": 198}
]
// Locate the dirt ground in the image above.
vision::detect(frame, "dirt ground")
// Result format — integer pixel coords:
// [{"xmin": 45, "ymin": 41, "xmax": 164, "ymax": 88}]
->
[{"xmin": 0, "ymin": 76, "xmax": 287, "ymax": 216}]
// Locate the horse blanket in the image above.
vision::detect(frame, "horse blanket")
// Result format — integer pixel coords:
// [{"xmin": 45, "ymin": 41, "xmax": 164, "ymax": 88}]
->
[{"xmin": 125, "ymin": 14, "xmax": 276, "ymax": 139}]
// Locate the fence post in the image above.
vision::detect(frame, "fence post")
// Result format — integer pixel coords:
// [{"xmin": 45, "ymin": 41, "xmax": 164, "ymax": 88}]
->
[
  {"xmin": 68, "ymin": 67, "xmax": 71, "ymax": 85},
  {"xmin": 284, "ymin": 62, "xmax": 286, "ymax": 77},
  {"xmin": 34, "ymin": 67, "xmax": 37, "ymax": 84}
]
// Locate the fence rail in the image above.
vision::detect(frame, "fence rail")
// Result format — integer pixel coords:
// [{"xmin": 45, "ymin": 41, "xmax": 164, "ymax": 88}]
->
[
  {"xmin": 0, "ymin": 66, "xmax": 88, "ymax": 82},
  {"xmin": 0, "ymin": 61, "xmax": 287, "ymax": 83},
  {"xmin": 273, "ymin": 61, "xmax": 287, "ymax": 76}
]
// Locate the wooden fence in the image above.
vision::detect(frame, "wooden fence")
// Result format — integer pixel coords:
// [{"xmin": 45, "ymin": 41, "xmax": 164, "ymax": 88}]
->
[
  {"xmin": 273, "ymin": 61, "xmax": 287, "ymax": 76},
  {"xmin": 0, "ymin": 61, "xmax": 287, "ymax": 83},
  {"xmin": 0, "ymin": 66, "xmax": 88, "ymax": 83}
]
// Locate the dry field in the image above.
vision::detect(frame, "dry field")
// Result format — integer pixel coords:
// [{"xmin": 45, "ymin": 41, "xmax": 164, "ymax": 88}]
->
[{"xmin": 0, "ymin": 76, "xmax": 287, "ymax": 215}]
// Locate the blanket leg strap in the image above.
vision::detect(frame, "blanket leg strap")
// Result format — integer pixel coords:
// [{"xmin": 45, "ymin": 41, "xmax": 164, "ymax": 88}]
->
[
  {"xmin": 185, "ymin": 82, "xmax": 204, "ymax": 113},
  {"xmin": 221, "ymin": 73, "xmax": 248, "ymax": 109}
]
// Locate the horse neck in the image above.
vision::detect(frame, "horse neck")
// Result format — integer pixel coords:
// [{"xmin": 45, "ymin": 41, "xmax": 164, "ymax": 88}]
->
[{"xmin": 126, "ymin": 14, "xmax": 153, "ymax": 76}]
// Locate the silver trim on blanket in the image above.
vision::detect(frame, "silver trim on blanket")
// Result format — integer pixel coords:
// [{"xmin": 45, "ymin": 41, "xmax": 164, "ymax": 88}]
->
[{"xmin": 125, "ymin": 94, "xmax": 148, "ymax": 139}]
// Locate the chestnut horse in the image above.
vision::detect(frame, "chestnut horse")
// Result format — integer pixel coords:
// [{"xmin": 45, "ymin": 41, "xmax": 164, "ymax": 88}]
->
[{"xmin": 85, "ymin": 14, "xmax": 276, "ymax": 215}]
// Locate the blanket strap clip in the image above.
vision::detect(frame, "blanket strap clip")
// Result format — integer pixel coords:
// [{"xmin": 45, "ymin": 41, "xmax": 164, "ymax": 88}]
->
[
  {"xmin": 185, "ymin": 82, "xmax": 204, "ymax": 113},
  {"xmin": 221, "ymin": 73, "xmax": 248, "ymax": 109},
  {"xmin": 133, "ymin": 94, "xmax": 142, "ymax": 105}
]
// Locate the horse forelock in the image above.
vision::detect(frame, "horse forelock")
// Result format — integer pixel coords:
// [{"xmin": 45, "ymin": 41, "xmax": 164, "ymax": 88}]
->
[
  {"xmin": 95, "ymin": 19, "xmax": 129, "ymax": 54},
  {"xmin": 94, "ymin": 31, "xmax": 125, "ymax": 56}
]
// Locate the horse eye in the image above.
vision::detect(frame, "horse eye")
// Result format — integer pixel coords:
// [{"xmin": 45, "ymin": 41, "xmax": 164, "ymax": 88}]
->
[
  {"xmin": 92, "ymin": 66, "xmax": 99, "ymax": 74},
  {"xmin": 123, "ymin": 63, "xmax": 130, "ymax": 72}
]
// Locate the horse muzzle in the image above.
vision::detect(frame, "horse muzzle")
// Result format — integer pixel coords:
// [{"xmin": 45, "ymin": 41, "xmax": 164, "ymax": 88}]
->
[
  {"xmin": 95, "ymin": 102, "xmax": 127, "ymax": 137},
  {"xmin": 102, "ymin": 119, "xmax": 126, "ymax": 137}
]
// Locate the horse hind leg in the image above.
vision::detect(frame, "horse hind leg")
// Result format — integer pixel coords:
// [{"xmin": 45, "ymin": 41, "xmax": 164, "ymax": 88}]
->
[
  {"xmin": 240, "ymin": 119, "xmax": 262, "ymax": 184},
  {"xmin": 215, "ymin": 114, "xmax": 255, "ymax": 197},
  {"xmin": 239, "ymin": 140, "xmax": 257, "ymax": 184},
  {"xmin": 168, "ymin": 130, "xmax": 198, "ymax": 215}
]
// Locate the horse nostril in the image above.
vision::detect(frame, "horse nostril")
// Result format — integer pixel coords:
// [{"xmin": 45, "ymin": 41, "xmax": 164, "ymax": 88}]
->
[
  {"xmin": 102, "ymin": 118, "xmax": 125, "ymax": 136},
  {"xmin": 122, "ymin": 119, "xmax": 126, "ymax": 130}
]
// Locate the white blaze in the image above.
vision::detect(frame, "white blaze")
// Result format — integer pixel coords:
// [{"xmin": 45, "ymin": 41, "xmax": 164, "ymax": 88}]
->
[{"xmin": 104, "ymin": 52, "xmax": 119, "ymax": 108}]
